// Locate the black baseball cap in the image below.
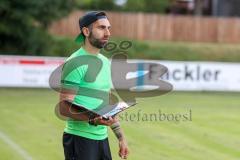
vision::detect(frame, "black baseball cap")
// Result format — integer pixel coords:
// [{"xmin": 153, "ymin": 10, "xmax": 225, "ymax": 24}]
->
[{"xmin": 75, "ymin": 11, "xmax": 108, "ymax": 43}]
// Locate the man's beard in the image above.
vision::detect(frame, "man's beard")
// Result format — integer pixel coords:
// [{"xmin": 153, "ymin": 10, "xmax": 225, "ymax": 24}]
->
[{"xmin": 88, "ymin": 32, "xmax": 108, "ymax": 49}]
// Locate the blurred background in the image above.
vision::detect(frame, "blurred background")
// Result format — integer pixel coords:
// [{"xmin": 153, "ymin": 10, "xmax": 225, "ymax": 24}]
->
[{"xmin": 1, "ymin": 0, "xmax": 240, "ymax": 160}]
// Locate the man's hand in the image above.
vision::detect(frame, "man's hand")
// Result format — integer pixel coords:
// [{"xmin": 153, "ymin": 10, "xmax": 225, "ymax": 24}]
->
[
  {"xmin": 94, "ymin": 116, "xmax": 117, "ymax": 126},
  {"xmin": 119, "ymin": 139, "xmax": 129, "ymax": 159}
]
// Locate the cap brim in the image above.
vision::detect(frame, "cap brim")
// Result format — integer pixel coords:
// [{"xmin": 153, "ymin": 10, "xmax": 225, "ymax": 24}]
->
[{"xmin": 75, "ymin": 33, "xmax": 85, "ymax": 43}]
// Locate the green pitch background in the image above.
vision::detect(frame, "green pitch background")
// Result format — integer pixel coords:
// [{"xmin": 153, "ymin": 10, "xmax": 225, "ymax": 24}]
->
[{"xmin": 0, "ymin": 88, "xmax": 239, "ymax": 160}]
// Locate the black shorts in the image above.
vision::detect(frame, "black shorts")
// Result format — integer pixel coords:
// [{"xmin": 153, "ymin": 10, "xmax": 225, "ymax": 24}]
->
[{"xmin": 63, "ymin": 132, "xmax": 112, "ymax": 160}]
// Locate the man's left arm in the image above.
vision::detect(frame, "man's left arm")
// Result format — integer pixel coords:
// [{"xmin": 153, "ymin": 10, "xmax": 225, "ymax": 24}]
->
[
  {"xmin": 108, "ymin": 91, "xmax": 129, "ymax": 159},
  {"xmin": 111, "ymin": 118, "xmax": 129, "ymax": 159}
]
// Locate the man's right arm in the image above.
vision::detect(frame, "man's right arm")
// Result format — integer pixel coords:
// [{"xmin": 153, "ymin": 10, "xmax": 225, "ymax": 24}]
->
[
  {"xmin": 58, "ymin": 89, "xmax": 89, "ymax": 121},
  {"xmin": 58, "ymin": 89, "xmax": 117, "ymax": 126}
]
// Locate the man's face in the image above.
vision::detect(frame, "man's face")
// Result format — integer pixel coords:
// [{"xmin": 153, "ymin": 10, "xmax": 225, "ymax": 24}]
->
[{"xmin": 88, "ymin": 18, "xmax": 111, "ymax": 49}]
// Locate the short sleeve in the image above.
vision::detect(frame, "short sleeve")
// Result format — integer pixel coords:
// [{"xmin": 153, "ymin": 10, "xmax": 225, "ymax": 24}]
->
[{"xmin": 61, "ymin": 60, "xmax": 87, "ymax": 90}]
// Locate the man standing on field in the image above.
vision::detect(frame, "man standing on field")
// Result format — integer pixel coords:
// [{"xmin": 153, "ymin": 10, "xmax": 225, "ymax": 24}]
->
[{"xmin": 59, "ymin": 11, "xmax": 129, "ymax": 160}]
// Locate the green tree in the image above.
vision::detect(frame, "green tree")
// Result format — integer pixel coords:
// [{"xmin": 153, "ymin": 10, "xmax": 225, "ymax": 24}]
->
[
  {"xmin": 0, "ymin": 0, "xmax": 75, "ymax": 55},
  {"xmin": 143, "ymin": 0, "xmax": 170, "ymax": 13},
  {"xmin": 76, "ymin": 0, "xmax": 170, "ymax": 13}
]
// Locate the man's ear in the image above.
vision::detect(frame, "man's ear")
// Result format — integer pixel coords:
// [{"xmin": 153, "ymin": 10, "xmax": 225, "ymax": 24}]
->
[{"xmin": 82, "ymin": 27, "xmax": 90, "ymax": 37}]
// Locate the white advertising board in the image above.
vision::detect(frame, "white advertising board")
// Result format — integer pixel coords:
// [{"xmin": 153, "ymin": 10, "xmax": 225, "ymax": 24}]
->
[{"xmin": 0, "ymin": 55, "xmax": 239, "ymax": 91}]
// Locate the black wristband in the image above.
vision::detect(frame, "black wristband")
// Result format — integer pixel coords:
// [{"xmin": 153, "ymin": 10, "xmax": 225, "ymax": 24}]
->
[{"xmin": 88, "ymin": 114, "xmax": 97, "ymax": 126}]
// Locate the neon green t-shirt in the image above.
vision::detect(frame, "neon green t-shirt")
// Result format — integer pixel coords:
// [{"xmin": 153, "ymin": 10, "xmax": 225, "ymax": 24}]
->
[{"xmin": 61, "ymin": 47, "xmax": 111, "ymax": 140}]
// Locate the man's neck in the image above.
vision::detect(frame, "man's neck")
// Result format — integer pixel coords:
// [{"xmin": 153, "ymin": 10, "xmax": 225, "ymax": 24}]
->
[{"xmin": 83, "ymin": 41, "xmax": 100, "ymax": 55}]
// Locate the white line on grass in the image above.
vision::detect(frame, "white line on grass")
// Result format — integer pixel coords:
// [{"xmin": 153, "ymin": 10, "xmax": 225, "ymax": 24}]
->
[{"xmin": 0, "ymin": 130, "xmax": 33, "ymax": 160}]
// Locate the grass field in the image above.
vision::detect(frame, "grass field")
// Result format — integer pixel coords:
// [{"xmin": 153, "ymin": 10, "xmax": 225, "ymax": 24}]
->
[
  {"xmin": 0, "ymin": 88, "xmax": 240, "ymax": 160},
  {"xmin": 49, "ymin": 36, "xmax": 240, "ymax": 62}
]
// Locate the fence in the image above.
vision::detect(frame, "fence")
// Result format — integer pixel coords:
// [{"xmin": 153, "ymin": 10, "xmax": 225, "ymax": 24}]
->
[{"xmin": 49, "ymin": 11, "xmax": 240, "ymax": 43}]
